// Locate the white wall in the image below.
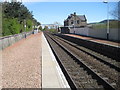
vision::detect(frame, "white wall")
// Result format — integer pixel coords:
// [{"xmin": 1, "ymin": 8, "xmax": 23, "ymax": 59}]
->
[
  {"xmin": 109, "ymin": 29, "xmax": 119, "ymax": 41},
  {"xmin": 70, "ymin": 27, "xmax": 89, "ymax": 36},
  {"xmin": 89, "ymin": 29, "xmax": 107, "ymax": 39},
  {"xmin": 69, "ymin": 27, "xmax": 120, "ymax": 41}
]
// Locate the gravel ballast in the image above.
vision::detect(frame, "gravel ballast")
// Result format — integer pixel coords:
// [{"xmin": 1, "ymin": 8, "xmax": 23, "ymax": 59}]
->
[{"xmin": 2, "ymin": 33, "xmax": 42, "ymax": 88}]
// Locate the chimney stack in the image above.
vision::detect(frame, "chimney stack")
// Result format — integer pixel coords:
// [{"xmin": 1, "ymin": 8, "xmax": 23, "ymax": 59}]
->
[
  {"xmin": 74, "ymin": 12, "xmax": 76, "ymax": 15},
  {"xmin": 70, "ymin": 14, "xmax": 73, "ymax": 16}
]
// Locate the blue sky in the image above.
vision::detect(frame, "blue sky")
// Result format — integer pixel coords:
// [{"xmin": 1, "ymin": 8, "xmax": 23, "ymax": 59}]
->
[{"xmin": 23, "ymin": 2, "xmax": 117, "ymax": 25}]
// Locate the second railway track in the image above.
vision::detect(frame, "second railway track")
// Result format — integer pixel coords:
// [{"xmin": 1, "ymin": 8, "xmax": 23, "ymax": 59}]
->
[{"xmin": 44, "ymin": 32, "xmax": 119, "ymax": 90}]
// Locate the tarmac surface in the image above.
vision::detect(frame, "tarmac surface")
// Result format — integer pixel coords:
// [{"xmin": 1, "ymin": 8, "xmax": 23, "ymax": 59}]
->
[
  {"xmin": 65, "ymin": 34, "xmax": 119, "ymax": 47},
  {"xmin": 42, "ymin": 33, "xmax": 70, "ymax": 88}
]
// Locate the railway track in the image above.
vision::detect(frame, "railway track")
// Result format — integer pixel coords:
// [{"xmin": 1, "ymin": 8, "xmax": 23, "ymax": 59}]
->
[
  {"xmin": 44, "ymin": 32, "xmax": 119, "ymax": 90},
  {"xmin": 55, "ymin": 34, "xmax": 120, "ymax": 72}
]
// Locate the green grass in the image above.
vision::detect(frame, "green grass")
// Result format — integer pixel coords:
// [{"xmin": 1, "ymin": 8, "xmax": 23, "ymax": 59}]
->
[
  {"xmin": 92, "ymin": 23, "xmax": 107, "ymax": 29},
  {"xmin": 48, "ymin": 29, "xmax": 58, "ymax": 33},
  {"xmin": 92, "ymin": 21, "xmax": 119, "ymax": 29}
]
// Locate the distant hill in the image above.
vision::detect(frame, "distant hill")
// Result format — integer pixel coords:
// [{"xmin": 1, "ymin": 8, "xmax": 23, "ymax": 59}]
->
[
  {"xmin": 88, "ymin": 22, "xmax": 98, "ymax": 25},
  {"xmin": 89, "ymin": 19, "xmax": 119, "ymax": 25},
  {"xmin": 89, "ymin": 19, "xmax": 119, "ymax": 29},
  {"xmin": 99, "ymin": 19, "xmax": 119, "ymax": 24}
]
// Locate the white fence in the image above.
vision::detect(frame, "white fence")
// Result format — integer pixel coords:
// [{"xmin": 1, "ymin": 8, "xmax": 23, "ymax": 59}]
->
[{"xmin": 69, "ymin": 27, "xmax": 120, "ymax": 41}]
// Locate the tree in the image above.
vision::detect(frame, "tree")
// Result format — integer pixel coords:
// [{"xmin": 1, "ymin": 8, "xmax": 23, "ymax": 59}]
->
[
  {"xmin": 37, "ymin": 22, "xmax": 41, "ymax": 26},
  {"xmin": 38, "ymin": 26, "xmax": 42, "ymax": 30},
  {"xmin": 2, "ymin": 18, "xmax": 20, "ymax": 36},
  {"xmin": 43, "ymin": 26, "xmax": 48, "ymax": 30},
  {"xmin": 0, "ymin": 3, "xmax": 2, "ymax": 36},
  {"xmin": 2, "ymin": 1, "xmax": 41, "ymax": 36},
  {"xmin": 53, "ymin": 21, "xmax": 61, "ymax": 29},
  {"xmin": 110, "ymin": 1, "xmax": 120, "ymax": 19}
]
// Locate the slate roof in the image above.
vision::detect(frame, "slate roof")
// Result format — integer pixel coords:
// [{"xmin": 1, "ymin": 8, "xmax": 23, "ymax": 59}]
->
[
  {"xmin": 65, "ymin": 14, "xmax": 86, "ymax": 21},
  {"xmin": 77, "ymin": 15, "xmax": 86, "ymax": 21}
]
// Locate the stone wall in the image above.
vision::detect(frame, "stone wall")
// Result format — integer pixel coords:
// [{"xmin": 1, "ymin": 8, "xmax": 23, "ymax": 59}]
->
[{"xmin": 0, "ymin": 31, "xmax": 33, "ymax": 50}]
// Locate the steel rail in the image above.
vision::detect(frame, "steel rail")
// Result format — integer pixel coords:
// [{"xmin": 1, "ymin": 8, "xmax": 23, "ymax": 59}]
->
[
  {"xmin": 45, "ymin": 32, "xmax": 115, "ymax": 90},
  {"xmin": 44, "ymin": 33, "xmax": 77, "ymax": 90},
  {"xmin": 54, "ymin": 34, "xmax": 120, "ymax": 72}
]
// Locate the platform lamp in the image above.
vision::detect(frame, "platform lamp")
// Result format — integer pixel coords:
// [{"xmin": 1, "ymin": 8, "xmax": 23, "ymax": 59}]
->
[
  {"xmin": 103, "ymin": 0, "xmax": 110, "ymax": 40},
  {"xmin": 24, "ymin": 19, "xmax": 26, "ymax": 38},
  {"xmin": 72, "ymin": 23, "xmax": 75, "ymax": 34}
]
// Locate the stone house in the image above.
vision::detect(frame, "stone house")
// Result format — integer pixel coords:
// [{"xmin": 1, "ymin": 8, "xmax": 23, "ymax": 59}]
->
[{"xmin": 64, "ymin": 12, "xmax": 87, "ymax": 27}]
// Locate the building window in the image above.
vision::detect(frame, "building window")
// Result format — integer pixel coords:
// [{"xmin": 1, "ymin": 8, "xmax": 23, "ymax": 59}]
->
[
  {"xmin": 81, "ymin": 20, "xmax": 85, "ymax": 22},
  {"xmin": 77, "ymin": 20, "xmax": 79, "ymax": 24},
  {"xmin": 71, "ymin": 20, "xmax": 73, "ymax": 24}
]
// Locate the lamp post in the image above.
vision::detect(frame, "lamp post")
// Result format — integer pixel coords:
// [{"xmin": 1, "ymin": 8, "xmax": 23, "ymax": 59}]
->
[
  {"xmin": 24, "ymin": 19, "xmax": 26, "ymax": 38},
  {"xmin": 103, "ymin": 0, "xmax": 109, "ymax": 40},
  {"xmin": 72, "ymin": 22, "xmax": 75, "ymax": 33},
  {"xmin": 73, "ymin": 15, "xmax": 75, "ymax": 34}
]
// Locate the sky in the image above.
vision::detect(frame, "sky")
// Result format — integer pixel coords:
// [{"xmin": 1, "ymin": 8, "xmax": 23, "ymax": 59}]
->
[
  {"xmin": 2, "ymin": 0, "xmax": 119, "ymax": 2},
  {"xmin": 23, "ymin": 2, "xmax": 118, "ymax": 25}
]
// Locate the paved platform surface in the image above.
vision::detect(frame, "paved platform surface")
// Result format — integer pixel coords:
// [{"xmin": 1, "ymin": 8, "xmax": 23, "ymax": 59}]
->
[
  {"xmin": 65, "ymin": 34, "xmax": 119, "ymax": 47},
  {"xmin": 1, "ymin": 32, "xmax": 70, "ymax": 89},
  {"xmin": 42, "ymin": 32, "xmax": 70, "ymax": 88},
  {"xmin": 2, "ymin": 33, "xmax": 42, "ymax": 88}
]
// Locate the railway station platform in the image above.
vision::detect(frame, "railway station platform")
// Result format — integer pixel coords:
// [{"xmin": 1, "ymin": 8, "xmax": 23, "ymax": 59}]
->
[
  {"xmin": 1, "ymin": 32, "xmax": 70, "ymax": 89},
  {"xmin": 65, "ymin": 34, "xmax": 119, "ymax": 47},
  {"xmin": 42, "ymin": 33, "xmax": 70, "ymax": 88}
]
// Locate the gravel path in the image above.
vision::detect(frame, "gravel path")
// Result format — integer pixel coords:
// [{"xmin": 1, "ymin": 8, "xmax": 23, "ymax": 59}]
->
[{"xmin": 2, "ymin": 32, "xmax": 42, "ymax": 88}]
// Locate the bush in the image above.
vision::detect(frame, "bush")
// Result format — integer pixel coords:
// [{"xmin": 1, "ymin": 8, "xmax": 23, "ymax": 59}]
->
[
  {"xmin": 2, "ymin": 2, "xmax": 40, "ymax": 36},
  {"xmin": 2, "ymin": 18, "xmax": 20, "ymax": 36},
  {"xmin": 26, "ymin": 19, "xmax": 33, "ymax": 31},
  {"xmin": 49, "ymin": 29, "xmax": 58, "ymax": 33}
]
